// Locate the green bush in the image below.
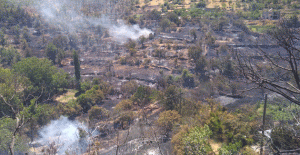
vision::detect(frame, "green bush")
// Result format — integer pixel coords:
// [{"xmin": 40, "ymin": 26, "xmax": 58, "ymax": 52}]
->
[
  {"xmin": 115, "ymin": 99, "xmax": 133, "ymax": 112},
  {"xmin": 157, "ymin": 110, "xmax": 181, "ymax": 133},
  {"xmin": 218, "ymin": 141, "xmax": 243, "ymax": 155},
  {"xmin": 131, "ymin": 86, "xmax": 151, "ymax": 106},
  {"xmin": 159, "ymin": 18, "xmax": 171, "ymax": 31},
  {"xmin": 121, "ymin": 81, "xmax": 139, "ymax": 98},
  {"xmin": 56, "ymin": 100, "xmax": 82, "ymax": 117},
  {"xmin": 181, "ymin": 69, "xmax": 195, "ymax": 88},
  {"xmin": 77, "ymin": 94, "xmax": 92, "ymax": 113},
  {"xmin": 88, "ymin": 106, "xmax": 109, "ymax": 121},
  {"xmin": 183, "ymin": 125, "xmax": 213, "ymax": 155},
  {"xmin": 0, "ymin": 46, "xmax": 20, "ymax": 66},
  {"xmin": 85, "ymin": 85, "xmax": 105, "ymax": 104}
]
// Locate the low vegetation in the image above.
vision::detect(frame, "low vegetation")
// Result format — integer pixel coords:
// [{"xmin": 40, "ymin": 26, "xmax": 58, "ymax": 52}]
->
[{"xmin": 0, "ymin": 0, "xmax": 300, "ymax": 154}]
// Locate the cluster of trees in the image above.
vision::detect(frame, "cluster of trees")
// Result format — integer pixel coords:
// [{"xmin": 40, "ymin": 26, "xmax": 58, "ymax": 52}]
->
[
  {"xmin": 0, "ymin": 57, "xmax": 70, "ymax": 154},
  {"xmin": 0, "ymin": 55, "xmax": 114, "ymax": 154},
  {"xmin": 0, "ymin": 0, "xmax": 300, "ymax": 154},
  {"xmin": 0, "ymin": 2, "xmax": 33, "ymax": 27}
]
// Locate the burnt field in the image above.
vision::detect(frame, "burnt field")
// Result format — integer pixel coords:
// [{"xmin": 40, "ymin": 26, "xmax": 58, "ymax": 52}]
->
[{"xmin": 1, "ymin": 0, "xmax": 300, "ymax": 154}]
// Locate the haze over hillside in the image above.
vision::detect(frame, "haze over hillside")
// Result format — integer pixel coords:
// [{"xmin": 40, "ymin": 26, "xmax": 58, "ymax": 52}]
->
[{"xmin": 0, "ymin": 0, "xmax": 300, "ymax": 154}]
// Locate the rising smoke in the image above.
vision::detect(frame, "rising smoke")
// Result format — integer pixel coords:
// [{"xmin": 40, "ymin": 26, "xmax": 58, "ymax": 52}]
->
[
  {"xmin": 36, "ymin": 116, "xmax": 90, "ymax": 154},
  {"xmin": 19, "ymin": 0, "xmax": 153, "ymax": 43}
]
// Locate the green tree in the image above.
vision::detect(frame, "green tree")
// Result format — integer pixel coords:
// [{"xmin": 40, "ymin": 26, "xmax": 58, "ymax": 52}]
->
[
  {"xmin": 13, "ymin": 57, "xmax": 68, "ymax": 99},
  {"xmin": 131, "ymin": 86, "xmax": 151, "ymax": 107},
  {"xmin": 147, "ymin": 9, "xmax": 162, "ymax": 20},
  {"xmin": 167, "ymin": 12, "xmax": 180, "ymax": 26},
  {"xmin": 22, "ymin": 26, "xmax": 30, "ymax": 42},
  {"xmin": 222, "ymin": 57, "xmax": 234, "ymax": 78},
  {"xmin": 0, "ymin": 46, "xmax": 21, "ymax": 66},
  {"xmin": 212, "ymin": 17, "xmax": 229, "ymax": 31},
  {"xmin": 161, "ymin": 85, "xmax": 181, "ymax": 110},
  {"xmin": 160, "ymin": 18, "xmax": 171, "ymax": 32},
  {"xmin": 287, "ymin": 14, "xmax": 299, "ymax": 28},
  {"xmin": 23, "ymin": 46, "xmax": 31, "ymax": 58},
  {"xmin": 121, "ymin": 81, "xmax": 139, "ymax": 98},
  {"xmin": 139, "ymin": 36, "xmax": 146, "ymax": 48},
  {"xmin": 51, "ymin": 69, "xmax": 69, "ymax": 92},
  {"xmin": 57, "ymin": 48, "xmax": 65, "ymax": 67},
  {"xmin": 205, "ymin": 32, "xmax": 216, "ymax": 47},
  {"xmin": 0, "ymin": 67, "xmax": 41, "ymax": 155},
  {"xmin": 88, "ymin": 106, "xmax": 109, "ymax": 127},
  {"xmin": 73, "ymin": 50, "xmax": 81, "ymax": 91},
  {"xmin": 77, "ymin": 94, "xmax": 91, "ymax": 113},
  {"xmin": 45, "ymin": 42, "xmax": 57, "ymax": 64},
  {"xmin": 190, "ymin": 29, "xmax": 197, "ymax": 41},
  {"xmin": 0, "ymin": 30, "xmax": 6, "ymax": 46},
  {"xmin": 195, "ymin": 56, "xmax": 207, "ymax": 74},
  {"xmin": 0, "ymin": 118, "xmax": 30, "ymax": 155},
  {"xmin": 52, "ymin": 35, "xmax": 69, "ymax": 50},
  {"xmin": 33, "ymin": 19, "xmax": 43, "ymax": 35},
  {"xmin": 196, "ymin": 1, "xmax": 206, "ymax": 8},
  {"xmin": 157, "ymin": 110, "xmax": 181, "ymax": 134},
  {"xmin": 181, "ymin": 69, "xmax": 195, "ymax": 88},
  {"xmin": 188, "ymin": 46, "xmax": 202, "ymax": 64}
]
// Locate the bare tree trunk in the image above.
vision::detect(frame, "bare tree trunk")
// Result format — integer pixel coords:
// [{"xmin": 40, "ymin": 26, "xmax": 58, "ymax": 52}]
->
[
  {"xmin": 9, "ymin": 132, "xmax": 16, "ymax": 155},
  {"xmin": 116, "ymin": 131, "xmax": 119, "ymax": 155}
]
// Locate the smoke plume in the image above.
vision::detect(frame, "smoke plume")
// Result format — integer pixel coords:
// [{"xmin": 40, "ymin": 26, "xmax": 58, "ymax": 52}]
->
[
  {"xmin": 19, "ymin": 0, "xmax": 153, "ymax": 43},
  {"xmin": 37, "ymin": 116, "xmax": 89, "ymax": 154}
]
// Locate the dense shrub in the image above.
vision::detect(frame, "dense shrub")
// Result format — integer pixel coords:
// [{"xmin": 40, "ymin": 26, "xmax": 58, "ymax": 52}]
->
[
  {"xmin": 88, "ymin": 106, "xmax": 109, "ymax": 121},
  {"xmin": 131, "ymin": 86, "xmax": 151, "ymax": 107},
  {"xmin": 181, "ymin": 69, "xmax": 195, "ymax": 88},
  {"xmin": 271, "ymin": 124, "xmax": 300, "ymax": 150},
  {"xmin": 85, "ymin": 85, "xmax": 105, "ymax": 105},
  {"xmin": 156, "ymin": 110, "xmax": 181, "ymax": 134},
  {"xmin": 159, "ymin": 18, "xmax": 171, "ymax": 31},
  {"xmin": 183, "ymin": 125, "xmax": 213, "ymax": 155},
  {"xmin": 0, "ymin": 46, "xmax": 20, "ymax": 66},
  {"xmin": 121, "ymin": 81, "xmax": 139, "ymax": 98},
  {"xmin": 147, "ymin": 9, "xmax": 162, "ymax": 20},
  {"xmin": 115, "ymin": 99, "xmax": 133, "ymax": 112}
]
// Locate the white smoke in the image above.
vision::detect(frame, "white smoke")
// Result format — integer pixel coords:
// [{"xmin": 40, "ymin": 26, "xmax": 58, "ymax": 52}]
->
[
  {"xmin": 109, "ymin": 23, "xmax": 153, "ymax": 44},
  {"xmin": 20, "ymin": 0, "xmax": 153, "ymax": 43},
  {"xmin": 37, "ymin": 116, "xmax": 89, "ymax": 155}
]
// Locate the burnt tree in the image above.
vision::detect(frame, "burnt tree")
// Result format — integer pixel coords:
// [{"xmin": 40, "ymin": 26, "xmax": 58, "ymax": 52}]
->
[{"xmin": 236, "ymin": 19, "xmax": 300, "ymax": 105}]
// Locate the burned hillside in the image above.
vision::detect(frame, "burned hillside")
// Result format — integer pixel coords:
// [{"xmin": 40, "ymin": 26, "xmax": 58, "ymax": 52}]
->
[{"xmin": 1, "ymin": 0, "xmax": 300, "ymax": 155}]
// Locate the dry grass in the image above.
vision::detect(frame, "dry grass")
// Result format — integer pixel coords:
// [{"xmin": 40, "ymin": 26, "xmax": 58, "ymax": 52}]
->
[
  {"xmin": 149, "ymin": 0, "xmax": 165, "ymax": 6},
  {"xmin": 55, "ymin": 89, "xmax": 77, "ymax": 103},
  {"xmin": 207, "ymin": 0, "xmax": 239, "ymax": 10},
  {"xmin": 209, "ymin": 139, "xmax": 222, "ymax": 154},
  {"xmin": 139, "ymin": 0, "xmax": 191, "ymax": 9},
  {"xmin": 138, "ymin": 0, "xmax": 165, "ymax": 7}
]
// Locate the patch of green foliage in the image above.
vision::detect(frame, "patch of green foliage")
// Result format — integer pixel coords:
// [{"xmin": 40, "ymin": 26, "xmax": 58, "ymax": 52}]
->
[
  {"xmin": 247, "ymin": 25, "xmax": 276, "ymax": 33},
  {"xmin": 256, "ymin": 97, "xmax": 298, "ymax": 121},
  {"xmin": 183, "ymin": 125, "xmax": 213, "ymax": 155}
]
